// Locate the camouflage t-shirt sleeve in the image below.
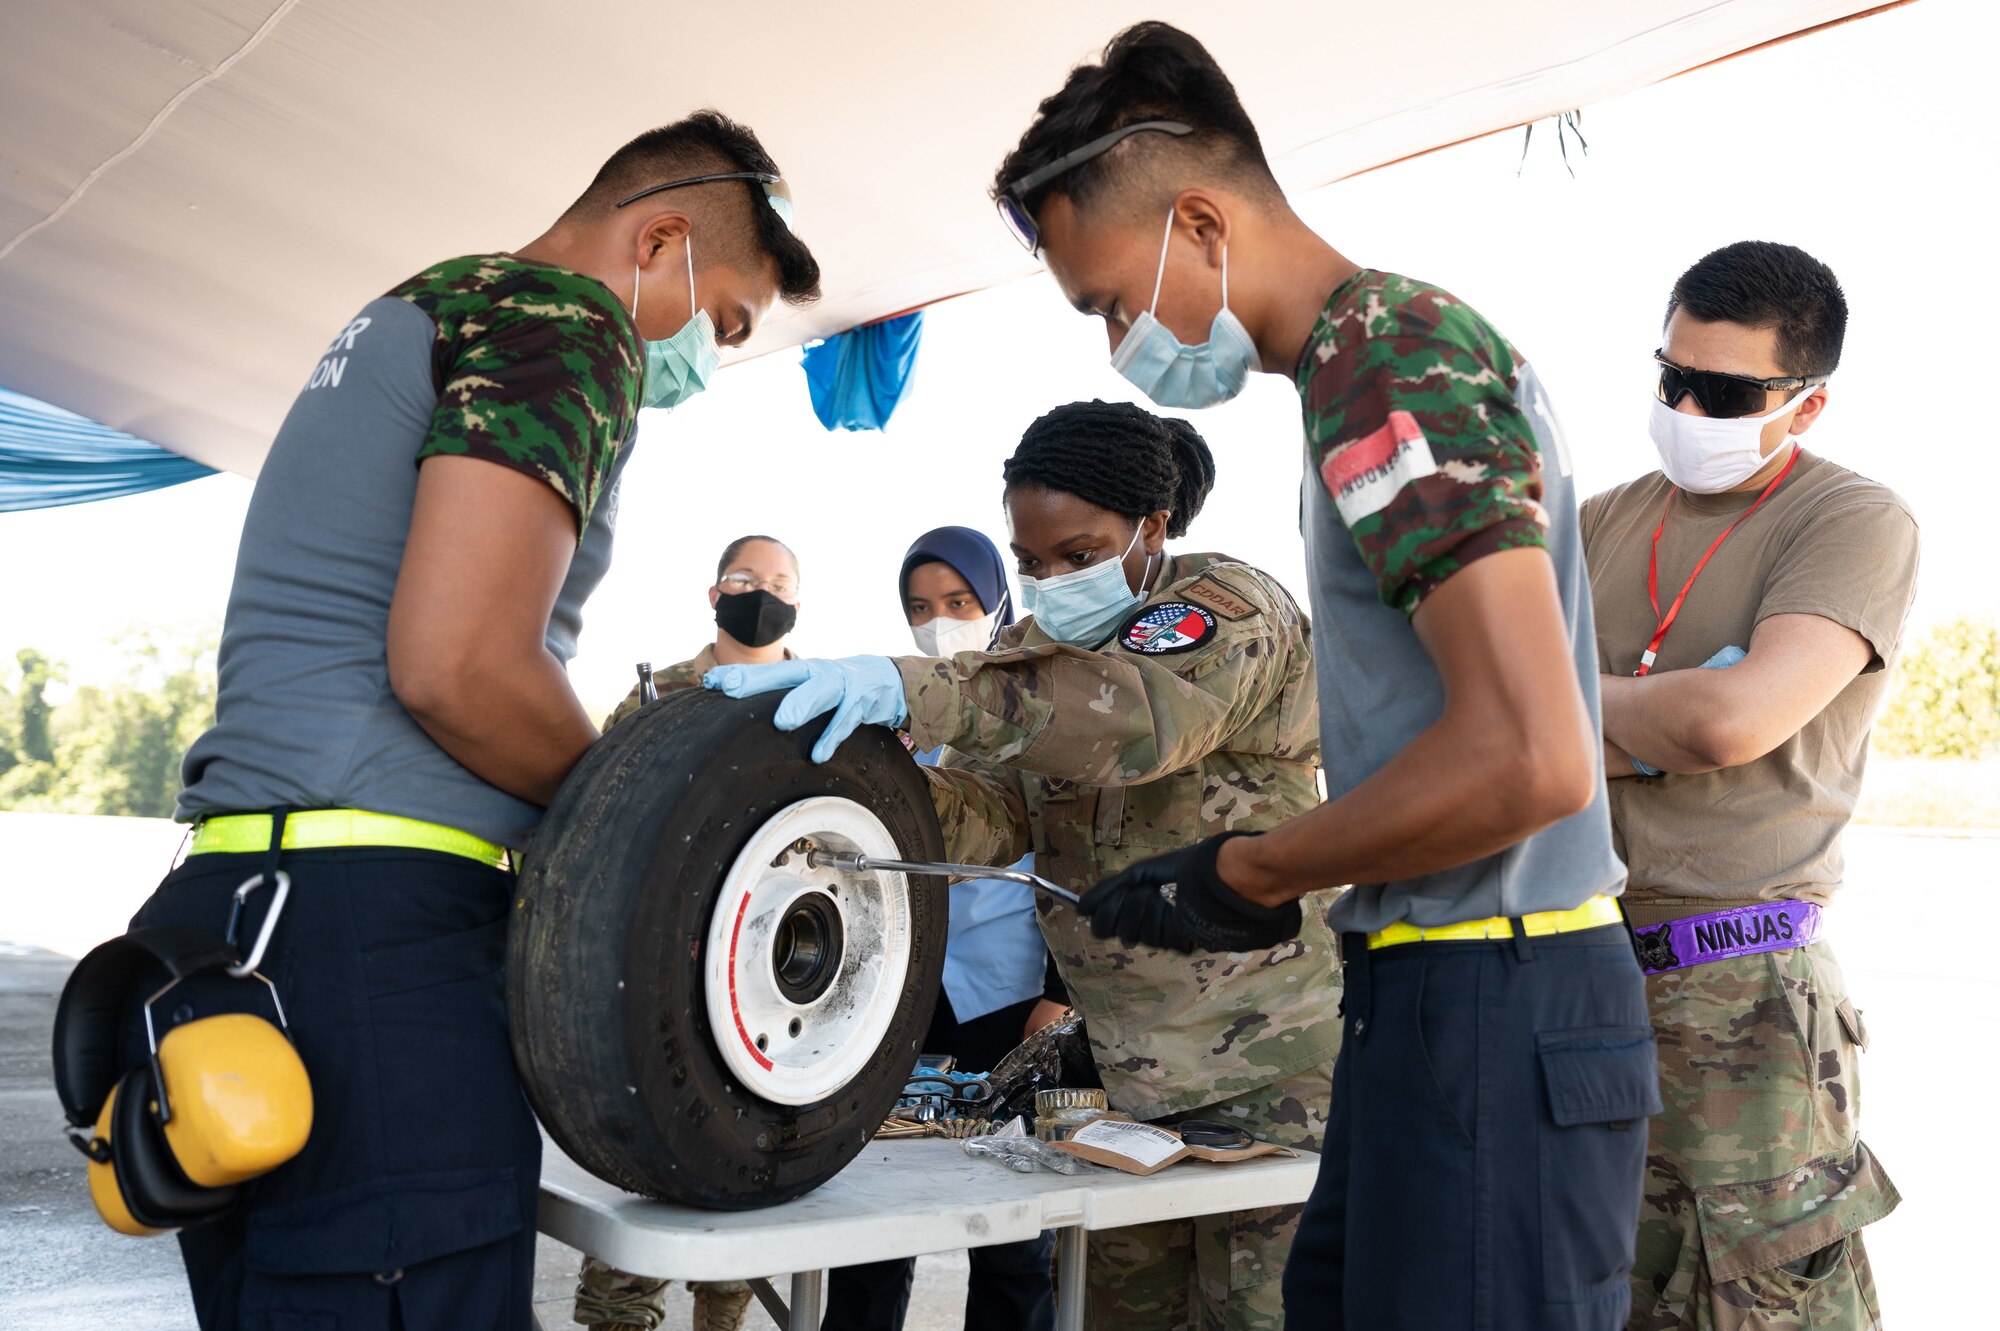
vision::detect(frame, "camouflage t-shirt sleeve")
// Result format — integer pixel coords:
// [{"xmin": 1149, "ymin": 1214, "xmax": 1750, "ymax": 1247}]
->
[
  {"xmin": 394, "ymin": 255, "xmax": 642, "ymax": 536},
  {"xmin": 1297, "ymin": 275, "xmax": 1549, "ymax": 615}
]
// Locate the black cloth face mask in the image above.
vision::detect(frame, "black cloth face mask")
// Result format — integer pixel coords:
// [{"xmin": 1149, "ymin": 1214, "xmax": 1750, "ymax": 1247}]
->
[{"xmin": 714, "ymin": 589, "xmax": 797, "ymax": 648}]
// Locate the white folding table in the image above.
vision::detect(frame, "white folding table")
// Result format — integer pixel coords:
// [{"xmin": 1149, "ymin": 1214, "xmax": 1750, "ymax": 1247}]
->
[{"xmin": 537, "ymin": 1136, "xmax": 1322, "ymax": 1331}]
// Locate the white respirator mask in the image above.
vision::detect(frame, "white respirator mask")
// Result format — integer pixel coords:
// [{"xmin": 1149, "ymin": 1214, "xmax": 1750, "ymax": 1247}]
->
[
  {"xmin": 1647, "ymin": 387, "xmax": 1814, "ymax": 494},
  {"xmin": 911, "ymin": 610, "xmax": 1000, "ymax": 658}
]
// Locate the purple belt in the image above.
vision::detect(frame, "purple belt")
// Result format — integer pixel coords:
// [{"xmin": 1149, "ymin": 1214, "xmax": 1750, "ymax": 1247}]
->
[{"xmin": 1629, "ymin": 900, "xmax": 1821, "ymax": 975}]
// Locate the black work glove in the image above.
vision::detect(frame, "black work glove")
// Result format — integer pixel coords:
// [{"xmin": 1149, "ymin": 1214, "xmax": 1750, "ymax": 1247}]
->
[{"xmin": 1077, "ymin": 831, "xmax": 1301, "ymax": 954}]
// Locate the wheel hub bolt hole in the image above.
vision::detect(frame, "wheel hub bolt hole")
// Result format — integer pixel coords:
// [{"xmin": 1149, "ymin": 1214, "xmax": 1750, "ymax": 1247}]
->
[{"xmin": 788, "ymin": 1017, "xmax": 803, "ymax": 1039}]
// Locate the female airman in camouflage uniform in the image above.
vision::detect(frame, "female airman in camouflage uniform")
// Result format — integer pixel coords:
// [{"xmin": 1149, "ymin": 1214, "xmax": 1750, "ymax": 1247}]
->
[{"xmin": 716, "ymin": 402, "xmax": 1342, "ymax": 1329}]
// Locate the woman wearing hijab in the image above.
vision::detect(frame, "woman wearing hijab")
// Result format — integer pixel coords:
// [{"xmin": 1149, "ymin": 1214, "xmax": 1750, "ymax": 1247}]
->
[
  {"xmin": 900, "ymin": 525, "xmax": 1072, "ymax": 1051},
  {"xmin": 820, "ymin": 526, "xmax": 1061, "ymax": 1331}
]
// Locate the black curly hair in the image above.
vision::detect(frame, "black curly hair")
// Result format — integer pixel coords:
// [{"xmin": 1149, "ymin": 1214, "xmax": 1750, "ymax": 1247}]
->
[{"xmin": 1003, "ymin": 401, "xmax": 1216, "ymax": 539}]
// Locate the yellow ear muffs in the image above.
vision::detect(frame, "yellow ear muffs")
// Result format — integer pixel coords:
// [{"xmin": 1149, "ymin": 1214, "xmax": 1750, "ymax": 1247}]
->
[
  {"xmin": 86, "ymin": 1081, "xmax": 165, "ymax": 1238},
  {"xmin": 55, "ymin": 878, "xmax": 306, "ymax": 1239},
  {"xmin": 157, "ymin": 1013, "xmax": 313, "ymax": 1186}
]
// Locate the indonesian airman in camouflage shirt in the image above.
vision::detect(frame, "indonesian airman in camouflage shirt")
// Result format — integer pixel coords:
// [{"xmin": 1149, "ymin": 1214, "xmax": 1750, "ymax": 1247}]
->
[{"xmin": 898, "ymin": 550, "xmax": 1340, "ymax": 1330}]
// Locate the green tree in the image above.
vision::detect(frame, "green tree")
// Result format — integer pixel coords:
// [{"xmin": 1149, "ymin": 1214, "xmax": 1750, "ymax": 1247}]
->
[
  {"xmin": 0, "ymin": 629, "xmax": 218, "ymax": 817},
  {"xmin": 14, "ymin": 648, "xmax": 55, "ymax": 763},
  {"xmin": 1873, "ymin": 617, "xmax": 2000, "ymax": 759}
]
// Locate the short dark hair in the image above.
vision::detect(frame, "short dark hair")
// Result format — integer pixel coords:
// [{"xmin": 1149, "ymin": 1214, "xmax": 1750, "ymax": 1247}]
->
[
  {"xmin": 1003, "ymin": 401, "xmax": 1216, "ymax": 538},
  {"xmin": 571, "ymin": 111, "xmax": 821, "ymax": 307},
  {"xmin": 1666, "ymin": 241, "xmax": 1846, "ymax": 378},
  {"xmin": 716, "ymin": 534, "xmax": 797, "ymax": 584},
  {"xmin": 993, "ymin": 22, "xmax": 1280, "ymax": 226}
]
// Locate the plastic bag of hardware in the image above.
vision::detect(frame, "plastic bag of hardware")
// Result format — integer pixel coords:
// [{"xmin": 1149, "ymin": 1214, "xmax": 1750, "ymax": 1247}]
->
[
  {"xmin": 964, "ymin": 1129, "xmax": 1112, "ymax": 1176},
  {"xmin": 982, "ymin": 1007, "xmax": 1101, "ymax": 1125}
]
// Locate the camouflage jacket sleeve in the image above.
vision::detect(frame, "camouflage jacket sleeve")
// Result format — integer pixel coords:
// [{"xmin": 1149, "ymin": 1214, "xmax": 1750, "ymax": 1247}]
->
[
  {"xmin": 1296, "ymin": 274, "xmax": 1549, "ymax": 616},
  {"xmin": 395, "ymin": 255, "xmax": 642, "ymax": 537},
  {"xmin": 894, "ymin": 576, "xmax": 1294, "ymax": 788},
  {"xmin": 920, "ymin": 758, "xmax": 1033, "ymax": 869}
]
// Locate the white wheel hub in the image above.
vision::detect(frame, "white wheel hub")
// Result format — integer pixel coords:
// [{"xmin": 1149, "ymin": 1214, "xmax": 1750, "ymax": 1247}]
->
[{"xmin": 704, "ymin": 797, "xmax": 914, "ymax": 1106}]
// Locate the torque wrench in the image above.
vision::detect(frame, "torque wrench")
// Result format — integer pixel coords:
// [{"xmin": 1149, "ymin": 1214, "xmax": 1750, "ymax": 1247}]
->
[{"xmin": 809, "ymin": 850, "xmax": 1081, "ymax": 906}]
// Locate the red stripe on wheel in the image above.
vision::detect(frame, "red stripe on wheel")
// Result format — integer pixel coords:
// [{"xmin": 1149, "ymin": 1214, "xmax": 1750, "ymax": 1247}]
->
[{"xmin": 727, "ymin": 894, "xmax": 773, "ymax": 1071}]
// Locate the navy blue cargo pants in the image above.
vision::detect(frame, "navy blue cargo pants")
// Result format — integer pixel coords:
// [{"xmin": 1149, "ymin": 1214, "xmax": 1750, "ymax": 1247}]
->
[
  {"xmin": 123, "ymin": 846, "xmax": 538, "ymax": 1331},
  {"xmin": 1282, "ymin": 922, "xmax": 1658, "ymax": 1330}
]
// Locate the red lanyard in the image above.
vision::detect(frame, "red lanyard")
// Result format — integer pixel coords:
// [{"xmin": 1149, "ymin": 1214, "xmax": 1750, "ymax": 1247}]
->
[{"xmin": 1637, "ymin": 445, "xmax": 1799, "ymax": 677}]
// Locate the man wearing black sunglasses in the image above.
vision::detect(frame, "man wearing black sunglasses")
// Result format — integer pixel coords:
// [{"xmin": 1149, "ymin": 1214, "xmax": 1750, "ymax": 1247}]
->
[
  {"xmin": 1580, "ymin": 241, "xmax": 1916, "ymax": 1330},
  {"xmin": 990, "ymin": 21, "xmax": 1645, "ymax": 1331}
]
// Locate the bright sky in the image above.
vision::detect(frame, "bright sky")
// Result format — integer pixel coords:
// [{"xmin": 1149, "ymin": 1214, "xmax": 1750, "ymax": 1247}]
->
[{"xmin": 4, "ymin": 0, "xmax": 1991, "ymax": 720}]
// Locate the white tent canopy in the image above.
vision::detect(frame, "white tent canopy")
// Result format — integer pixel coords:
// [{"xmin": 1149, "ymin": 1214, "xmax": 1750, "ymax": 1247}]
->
[{"xmin": 0, "ymin": 0, "xmax": 1894, "ymax": 476}]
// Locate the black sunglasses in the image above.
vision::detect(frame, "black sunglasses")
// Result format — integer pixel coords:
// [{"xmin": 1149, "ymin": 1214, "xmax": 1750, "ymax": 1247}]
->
[
  {"xmin": 995, "ymin": 120, "xmax": 1193, "ymax": 252},
  {"xmin": 615, "ymin": 171, "xmax": 794, "ymax": 232},
  {"xmin": 1654, "ymin": 350, "xmax": 1827, "ymax": 419}
]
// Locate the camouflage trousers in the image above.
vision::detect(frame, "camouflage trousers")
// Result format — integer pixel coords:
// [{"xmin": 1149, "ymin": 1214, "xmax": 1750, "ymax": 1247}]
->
[
  {"xmin": 572, "ymin": 1256, "xmax": 752, "ymax": 1331},
  {"xmin": 1084, "ymin": 1062, "xmax": 1333, "ymax": 1331},
  {"xmin": 1627, "ymin": 935, "xmax": 1899, "ymax": 1331}
]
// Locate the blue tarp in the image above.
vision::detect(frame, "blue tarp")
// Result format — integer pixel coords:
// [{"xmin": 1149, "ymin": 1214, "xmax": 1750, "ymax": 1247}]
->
[
  {"xmin": 0, "ymin": 386, "xmax": 215, "ymax": 512},
  {"xmin": 800, "ymin": 311, "xmax": 924, "ymax": 432}
]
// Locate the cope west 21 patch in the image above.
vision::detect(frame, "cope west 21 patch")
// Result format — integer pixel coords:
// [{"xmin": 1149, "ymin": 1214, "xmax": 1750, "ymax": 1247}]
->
[{"xmin": 1119, "ymin": 601, "xmax": 1217, "ymax": 656}]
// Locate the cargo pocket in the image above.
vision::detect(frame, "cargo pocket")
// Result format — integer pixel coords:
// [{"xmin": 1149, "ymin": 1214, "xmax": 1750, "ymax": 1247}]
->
[
  {"xmin": 1694, "ymin": 1141, "xmax": 1900, "ymax": 1286},
  {"xmin": 1537, "ymin": 1026, "xmax": 1661, "ymax": 1303},
  {"xmin": 1194, "ymin": 1201, "xmax": 1304, "ymax": 1298},
  {"xmin": 245, "ymin": 1167, "xmax": 522, "ymax": 1275},
  {"xmin": 1836, "ymin": 999, "xmax": 1869, "ymax": 1052},
  {"xmin": 241, "ymin": 1167, "xmax": 525, "ymax": 1325}
]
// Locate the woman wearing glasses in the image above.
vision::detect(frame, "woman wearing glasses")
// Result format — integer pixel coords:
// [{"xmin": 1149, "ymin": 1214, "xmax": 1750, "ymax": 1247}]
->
[
  {"xmin": 579, "ymin": 532, "xmax": 799, "ymax": 1331},
  {"xmin": 600, "ymin": 534, "xmax": 801, "ymax": 731},
  {"xmin": 711, "ymin": 402, "xmax": 1342, "ymax": 1329}
]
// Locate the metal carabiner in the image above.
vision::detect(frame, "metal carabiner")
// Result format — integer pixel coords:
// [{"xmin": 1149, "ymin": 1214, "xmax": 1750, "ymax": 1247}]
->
[{"xmin": 222, "ymin": 870, "xmax": 291, "ymax": 978}]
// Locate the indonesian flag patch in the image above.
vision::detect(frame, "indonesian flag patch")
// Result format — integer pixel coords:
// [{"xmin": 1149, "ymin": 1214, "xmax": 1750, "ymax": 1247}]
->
[
  {"xmin": 1322, "ymin": 409, "xmax": 1438, "ymax": 526},
  {"xmin": 1119, "ymin": 601, "xmax": 1217, "ymax": 656}
]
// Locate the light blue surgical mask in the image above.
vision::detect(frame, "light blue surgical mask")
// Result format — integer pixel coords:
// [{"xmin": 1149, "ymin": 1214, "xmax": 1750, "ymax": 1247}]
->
[
  {"xmin": 1019, "ymin": 523, "xmax": 1153, "ymax": 647},
  {"xmin": 635, "ymin": 234, "xmax": 718, "ymax": 410},
  {"xmin": 1110, "ymin": 210, "xmax": 1258, "ymax": 410}
]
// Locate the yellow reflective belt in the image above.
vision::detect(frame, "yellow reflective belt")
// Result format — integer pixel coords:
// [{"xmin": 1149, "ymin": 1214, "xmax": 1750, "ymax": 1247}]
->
[
  {"xmin": 1367, "ymin": 894, "xmax": 1623, "ymax": 951},
  {"xmin": 188, "ymin": 810, "xmax": 511, "ymax": 869}
]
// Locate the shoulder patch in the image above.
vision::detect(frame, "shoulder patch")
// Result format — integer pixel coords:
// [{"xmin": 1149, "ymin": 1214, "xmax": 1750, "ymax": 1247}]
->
[
  {"xmin": 1118, "ymin": 601, "xmax": 1217, "ymax": 656},
  {"xmin": 1182, "ymin": 576, "xmax": 1257, "ymax": 621},
  {"xmin": 1322, "ymin": 409, "xmax": 1437, "ymax": 526}
]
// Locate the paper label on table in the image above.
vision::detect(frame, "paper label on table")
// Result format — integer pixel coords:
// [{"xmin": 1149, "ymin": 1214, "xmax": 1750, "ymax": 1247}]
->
[
  {"xmin": 1066, "ymin": 1119, "xmax": 1185, "ymax": 1169},
  {"xmin": 1054, "ymin": 1121, "xmax": 1302, "ymax": 1175}
]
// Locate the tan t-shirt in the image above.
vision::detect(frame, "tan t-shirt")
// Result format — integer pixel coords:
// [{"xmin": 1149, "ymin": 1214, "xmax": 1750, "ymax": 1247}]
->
[{"xmin": 1580, "ymin": 450, "xmax": 1919, "ymax": 905}]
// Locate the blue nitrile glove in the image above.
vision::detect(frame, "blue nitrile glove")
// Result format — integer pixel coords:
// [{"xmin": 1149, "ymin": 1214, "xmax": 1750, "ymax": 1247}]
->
[
  {"xmin": 1630, "ymin": 645, "xmax": 1747, "ymax": 777},
  {"xmin": 704, "ymin": 656, "xmax": 908, "ymax": 764}
]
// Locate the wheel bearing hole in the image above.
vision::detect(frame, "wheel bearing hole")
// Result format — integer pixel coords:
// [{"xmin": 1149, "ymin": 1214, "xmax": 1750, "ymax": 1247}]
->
[{"xmin": 772, "ymin": 893, "xmax": 845, "ymax": 1005}]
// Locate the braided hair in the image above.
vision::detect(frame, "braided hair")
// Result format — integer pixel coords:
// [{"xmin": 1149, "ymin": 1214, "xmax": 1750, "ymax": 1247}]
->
[{"xmin": 1003, "ymin": 400, "xmax": 1216, "ymax": 538}]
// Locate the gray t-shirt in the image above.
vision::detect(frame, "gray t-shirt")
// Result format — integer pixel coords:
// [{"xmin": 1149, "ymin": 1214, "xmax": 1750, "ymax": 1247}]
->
[
  {"xmin": 1292, "ymin": 270, "xmax": 1625, "ymax": 932},
  {"xmin": 179, "ymin": 254, "xmax": 642, "ymax": 847}
]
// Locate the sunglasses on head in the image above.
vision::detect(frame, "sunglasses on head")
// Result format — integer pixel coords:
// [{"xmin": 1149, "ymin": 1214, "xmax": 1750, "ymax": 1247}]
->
[
  {"xmin": 616, "ymin": 171, "xmax": 794, "ymax": 232},
  {"xmin": 995, "ymin": 119, "xmax": 1193, "ymax": 252},
  {"xmin": 1654, "ymin": 350, "xmax": 1827, "ymax": 419}
]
